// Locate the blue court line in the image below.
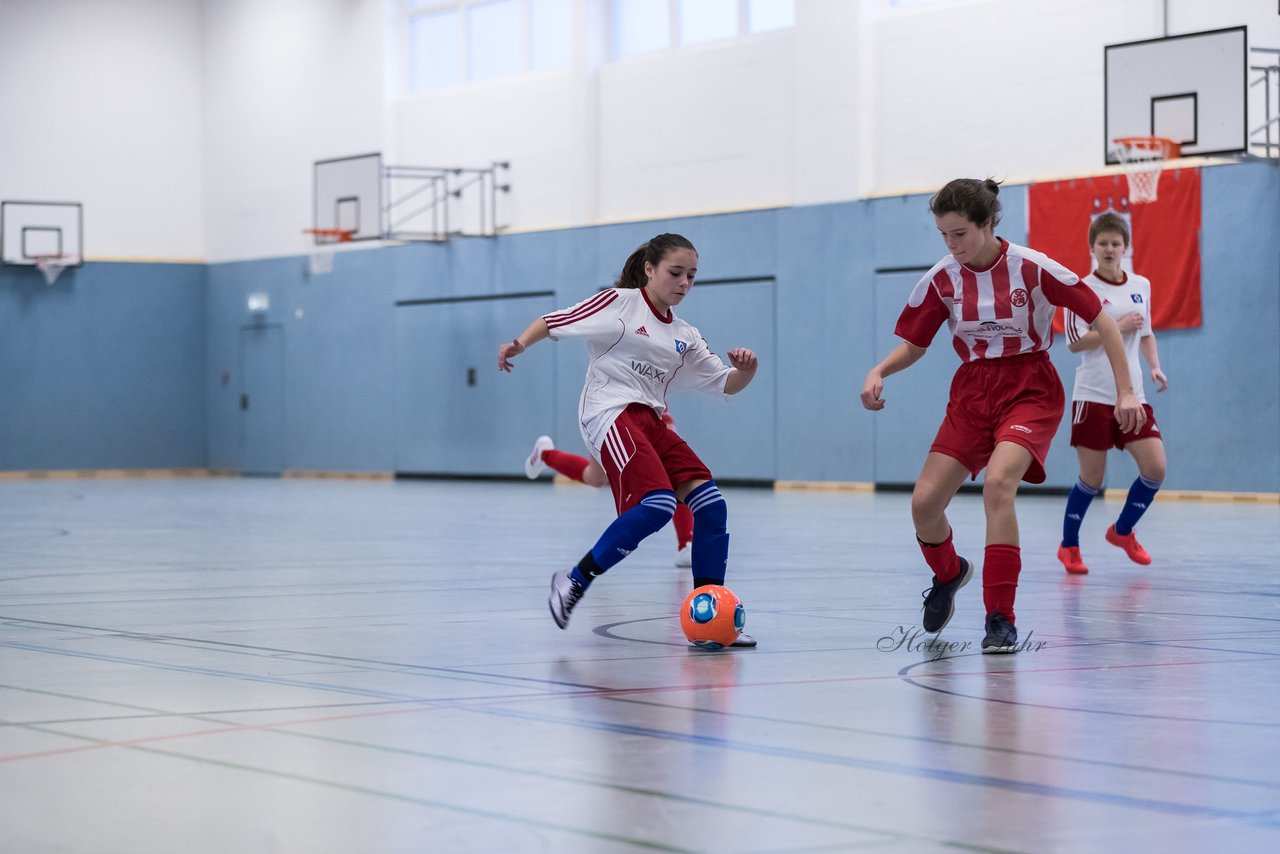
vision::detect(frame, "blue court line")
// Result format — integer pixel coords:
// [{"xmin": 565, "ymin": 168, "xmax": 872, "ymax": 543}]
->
[
  {"xmin": 599, "ymin": 694, "xmax": 1280, "ymax": 793},
  {"xmin": 7, "ymin": 617, "xmax": 1279, "ymax": 798},
  {"xmin": 471, "ymin": 705, "xmax": 1275, "ymax": 822},
  {"xmin": 0, "ymin": 640, "xmax": 435, "ymax": 703},
  {"xmin": 898, "ymin": 656, "xmax": 1280, "ymax": 729},
  {"xmin": 0, "ymin": 615, "xmax": 610, "ymax": 691},
  {"xmin": 3, "ymin": 722, "xmax": 694, "ymax": 853}
]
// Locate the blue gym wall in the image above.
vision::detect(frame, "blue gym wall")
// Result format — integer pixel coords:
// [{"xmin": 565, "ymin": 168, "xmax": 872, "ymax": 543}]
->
[
  {"xmin": 0, "ymin": 262, "xmax": 206, "ymax": 470},
  {"xmin": 3, "ymin": 162, "xmax": 1276, "ymax": 492}
]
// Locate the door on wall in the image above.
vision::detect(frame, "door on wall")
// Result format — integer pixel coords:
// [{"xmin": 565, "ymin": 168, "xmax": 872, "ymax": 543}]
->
[
  {"xmin": 870, "ymin": 271, "xmax": 953, "ymax": 486},
  {"xmin": 395, "ymin": 294, "xmax": 556, "ymax": 475},
  {"xmin": 239, "ymin": 324, "xmax": 286, "ymax": 475},
  {"xmin": 663, "ymin": 279, "xmax": 777, "ymax": 482}
]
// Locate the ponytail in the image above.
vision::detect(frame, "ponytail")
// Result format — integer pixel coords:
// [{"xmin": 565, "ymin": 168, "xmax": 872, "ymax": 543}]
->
[{"xmin": 614, "ymin": 233, "xmax": 697, "ymax": 289}]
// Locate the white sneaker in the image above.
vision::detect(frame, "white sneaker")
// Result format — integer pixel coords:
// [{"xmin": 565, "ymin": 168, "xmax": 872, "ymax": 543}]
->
[
  {"xmin": 548, "ymin": 569, "xmax": 584, "ymax": 629},
  {"xmin": 525, "ymin": 435, "xmax": 554, "ymax": 479},
  {"xmin": 675, "ymin": 545, "xmax": 692, "ymax": 567}
]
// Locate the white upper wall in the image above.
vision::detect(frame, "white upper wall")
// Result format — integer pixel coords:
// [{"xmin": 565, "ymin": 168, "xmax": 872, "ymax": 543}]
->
[
  {"xmin": 863, "ymin": 0, "xmax": 1278, "ymax": 195},
  {"xmin": 0, "ymin": 0, "xmax": 204, "ymax": 261},
  {"xmin": 201, "ymin": 0, "xmax": 387, "ymax": 261},
  {"xmin": 0, "ymin": 0, "xmax": 1274, "ymax": 261}
]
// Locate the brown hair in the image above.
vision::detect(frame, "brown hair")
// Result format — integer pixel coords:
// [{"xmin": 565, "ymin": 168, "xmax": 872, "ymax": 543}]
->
[
  {"xmin": 1089, "ymin": 212, "xmax": 1130, "ymax": 247},
  {"xmin": 614, "ymin": 233, "xmax": 697, "ymax": 289},
  {"xmin": 929, "ymin": 178, "xmax": 1003, "ymax": 228}
]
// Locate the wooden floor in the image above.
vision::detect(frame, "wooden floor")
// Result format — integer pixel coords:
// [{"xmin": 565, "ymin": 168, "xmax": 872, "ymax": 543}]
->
[{"xmin": 1, "ymin": 477, "xmax": 1277, "ymax": 852}]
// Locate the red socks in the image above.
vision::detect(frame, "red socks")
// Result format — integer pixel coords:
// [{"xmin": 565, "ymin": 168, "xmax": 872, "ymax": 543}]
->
[
  {"xmin": 982, "ymin": 544, "xmax": 1021, "ymax": 624},
  {"xmin": 542, "ymin": 449, "xmax": 590, "ymax": 483},
  {"xmin": 673, "ymin": 503, "xmax": 694, "ymax": 550},
  {"xmin": 918, "ymin": 530, "xmax": 960, "ymax": 583}
]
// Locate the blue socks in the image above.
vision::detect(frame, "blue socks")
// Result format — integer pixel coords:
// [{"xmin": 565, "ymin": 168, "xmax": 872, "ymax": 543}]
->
[
  {"xmin": 686, "ymin": 481, "xmax": 729, "ymax": 586},
  {"xmin": 567, "ymin": 482, "xmax": 731, "ymax": 590},
  {"xmin": 570, "ymin": 490, "xmax": 676, "ymax": 588},
  {"xmin": 1061, "ymin": 478, "xmax": 1099, "ymax": 548},
  {"xmin": 1115, "ymin": 475, "xmax": 1161, "ymax": 536}
]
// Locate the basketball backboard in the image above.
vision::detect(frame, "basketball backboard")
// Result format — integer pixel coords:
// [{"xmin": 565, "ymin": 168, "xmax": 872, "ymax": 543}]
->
[
  {"xmin": 1104, "ymin": 26, "xmax": 1248, "ymax": 163},
  {"xmin": 1, "ymin": 201, "xmax": 84, "ymax": 266},
  {"xmin": 313, "ymin": 153, "xmax": 382, "ymax": 242}
]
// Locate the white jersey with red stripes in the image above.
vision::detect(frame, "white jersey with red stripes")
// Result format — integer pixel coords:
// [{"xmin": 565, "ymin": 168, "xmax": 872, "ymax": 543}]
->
[
  {"xmin": 1065, "ymin": 270, "xmax": 1151, "ymax": 405},
  {"xmin": 543, "ymin": 287, "xmax": 731, "ymax": 454},
  {"xmin": 894, "ymin": 238, "xmax": 1102, "ymax": 362}
]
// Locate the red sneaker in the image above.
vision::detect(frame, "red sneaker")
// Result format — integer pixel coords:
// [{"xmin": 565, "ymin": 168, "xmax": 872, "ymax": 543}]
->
[
  {"xmin": 1057, "ymin": 544, "xmax": 1089, "ymax": 574},
  {"xmin": 1106, "ymin": 525, "xmax": 1152, "ymax": 565}
]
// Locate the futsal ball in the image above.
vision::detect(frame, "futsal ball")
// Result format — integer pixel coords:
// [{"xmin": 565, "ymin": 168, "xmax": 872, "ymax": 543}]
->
[{"xmin": 680, "ymin": 585, "xmax": 745, "ymax": 650}]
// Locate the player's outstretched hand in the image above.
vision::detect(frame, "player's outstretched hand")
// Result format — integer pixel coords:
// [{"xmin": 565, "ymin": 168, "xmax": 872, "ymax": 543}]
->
[
  {"xmin": 861, "ymin": 371, "xmax": 885, "ymax": 411},
  {"xmin": 498, "ymin": 338, "xmax": 525, "ymax": 372},
  {"xmin": 727, "ymin": 348, "xmax": 758, "ymax": 373},
  {"xmin": 1151, "ymin": 367, "xmax": 1168, "ymax": 393}
]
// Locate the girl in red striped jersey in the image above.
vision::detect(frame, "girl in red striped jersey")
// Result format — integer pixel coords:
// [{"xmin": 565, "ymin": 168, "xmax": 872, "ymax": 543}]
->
[
  {"xmin": 498, "ymin": 233, "xmax": 759, "ymax": 643},
  {"xmin": 860, "ymin": 178, "xmax": 1145, "ymax": 653}
]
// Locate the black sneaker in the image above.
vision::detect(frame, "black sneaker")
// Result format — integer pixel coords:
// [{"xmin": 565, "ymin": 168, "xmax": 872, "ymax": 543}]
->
[
  {"xmin": 982, "ymin": 612, "xmax": 1018, "ymax": 654},
  {"xmin": 921, "ymin": 556, "xmax": 972, "ymax": 634}
]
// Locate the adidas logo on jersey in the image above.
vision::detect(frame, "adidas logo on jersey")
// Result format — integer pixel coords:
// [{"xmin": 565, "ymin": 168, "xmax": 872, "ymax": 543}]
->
[{"xmin": 635, "ymin": 326, "xmax": 649, "ymax": 337}]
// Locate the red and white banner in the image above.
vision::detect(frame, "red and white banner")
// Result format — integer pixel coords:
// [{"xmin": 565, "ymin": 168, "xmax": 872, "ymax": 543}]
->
[{"xmin": 1028, "ymin": 168, "xmax": 1202, "ymax": 330}]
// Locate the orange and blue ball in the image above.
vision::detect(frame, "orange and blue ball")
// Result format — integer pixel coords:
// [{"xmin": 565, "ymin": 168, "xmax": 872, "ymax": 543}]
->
[{"xmin": 680, "ymin": 585, "xmax": 745, "ymax": 649}]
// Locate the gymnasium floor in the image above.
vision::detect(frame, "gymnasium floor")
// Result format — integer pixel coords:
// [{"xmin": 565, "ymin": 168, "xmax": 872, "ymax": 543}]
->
[{"xmin": 1, "ymin": 476, "xmax": 1277, "ymax": 853}]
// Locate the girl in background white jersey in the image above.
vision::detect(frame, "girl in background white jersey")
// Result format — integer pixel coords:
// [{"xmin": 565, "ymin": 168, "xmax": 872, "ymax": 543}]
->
[
  {"xmin": 498, "ymin": 234, "xmax": 759, "ymax": 643},
  {"xmin": 861, "ymin": 179, "xmax": 1144, "ymax": 653},
  {"xmin": 1057, "ymin": 213, "xmax": 1168, "ymax": 575}
]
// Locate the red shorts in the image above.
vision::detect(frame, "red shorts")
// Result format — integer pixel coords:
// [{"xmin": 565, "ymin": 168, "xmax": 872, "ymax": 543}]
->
[
  {"xmin": 598, "ymin": 403, "xmax": 711, "ymax": 515},
  {"xmin": 1069, "ymin": 401, "xmax": 1161, "ymax": 451},
  {"xmin": 931, "ymin": 351, "xmax": 1064, "ymax": 485}
]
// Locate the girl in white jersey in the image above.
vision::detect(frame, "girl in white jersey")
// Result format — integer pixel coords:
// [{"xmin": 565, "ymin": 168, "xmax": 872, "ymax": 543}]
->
[
  {"xmin": 860, "ymin": 179, "xmax": 1144, "ymax": 653},
  {"xmin": 498, "ymin": 234, "xmax": 759, "ymax": 644},
  {"xmin": 1057, "ymin": 213, "xmax": 1168, "ymax": 575}
]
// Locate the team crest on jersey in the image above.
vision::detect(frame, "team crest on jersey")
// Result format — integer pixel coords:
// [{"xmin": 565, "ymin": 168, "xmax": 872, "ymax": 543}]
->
[
  {"xmin": 674, "ymin": 339, "xmax": 688, "ymax": 354},
  {"xmin": 1010, "ymin": 288, "xmax": 1028, "ymax": 307},
  {"xmin": 1130, "ymin": 294, "xmax": 1144, "ymax": 304}
]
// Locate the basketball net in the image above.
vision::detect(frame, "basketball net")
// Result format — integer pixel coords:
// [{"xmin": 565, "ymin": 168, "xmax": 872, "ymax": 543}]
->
[
  {"xmin": 303, "ymin": 229, "xmax": 352, "ymax": 277},
  {"xmin": 33, "ymin": 254, "xmax": 78, "ymax": 286},
  {"xmin": 1112, "ymin": 136, "xmax": 1180, "ymax": 204}
]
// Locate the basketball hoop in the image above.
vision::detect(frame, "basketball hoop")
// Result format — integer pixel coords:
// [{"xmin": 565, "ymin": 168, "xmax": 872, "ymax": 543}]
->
[
  {"xmin": 303, "ymin": 228, "xmax": 356, "ymax": 244},
  {"xmin": 1112, "ymin": 136, "xmax": 1180, "ymax": 204},
  {"xmin": 32, "ymin": 253, "xmax": 79, "ymax": 286},
  {"xmin": 303, "ymin": 229, "xmax": 353, "ymax": 277}
]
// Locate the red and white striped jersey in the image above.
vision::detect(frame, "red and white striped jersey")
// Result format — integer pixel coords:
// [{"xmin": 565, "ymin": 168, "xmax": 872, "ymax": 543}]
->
[
  {"xmin": 894, "ymin": 239, "xmax": 1103, "ymax": 362},
  {"xmin": 1065, "ymin": 270, "xmax": 1151, "ymax": 405},
  {"xmin": 543, "ymin": 288, "xmax": 731, "ymax": 454}
]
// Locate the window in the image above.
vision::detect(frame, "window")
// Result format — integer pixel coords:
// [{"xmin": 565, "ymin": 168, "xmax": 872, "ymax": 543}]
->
[
  {"xmin": 612, "ymin": 0, "xmax": 671, "ymax": 58},
  {"xmin": 468, "ymin": 0, "xmax": 522, "ymax": 82},
  {"xmin": 406, "ymin": 0, "xmax": 572, "ymax": 92},
  {"xmin": 610, "ymin": 0, "xmax": 795, "ymax": 60},
  {"xmin": 747, "ymin": 0, "xmax": 794, "ymax": 32},
  {"xmin": 680, "ymin": 0, "xmax": 737, "ymax": 46},
  {"xmin": 410, "ymin": 10, "xmax": 462, "ymax": 91},
  {"xmin": 530, "ymin": 0, "xmax": 573, "ymax": 71}
]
